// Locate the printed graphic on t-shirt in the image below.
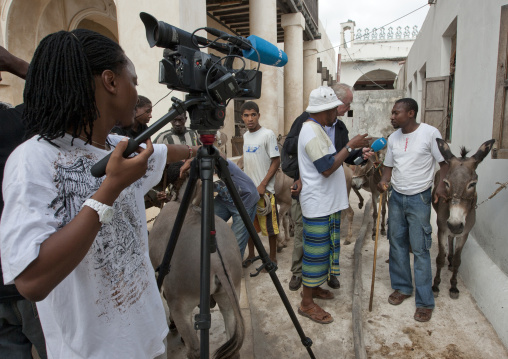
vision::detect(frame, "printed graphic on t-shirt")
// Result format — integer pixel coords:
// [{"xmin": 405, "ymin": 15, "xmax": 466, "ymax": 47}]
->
[
  {"xmin": 245, "ymin": 145, "xmax": 260, "ymax": 153},
  {"xmin": 49, "ymin": 156, "xmax": 102, "ymax": 227},
  {"xmin": 48, "ymin": 152, "xmax": 152, "ymax": 321}
]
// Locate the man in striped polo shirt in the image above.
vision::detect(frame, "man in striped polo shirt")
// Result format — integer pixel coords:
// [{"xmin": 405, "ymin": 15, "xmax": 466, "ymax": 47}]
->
[{"xmin": 154, "ymin": 112, "xmax": 200, "ymax": 146}]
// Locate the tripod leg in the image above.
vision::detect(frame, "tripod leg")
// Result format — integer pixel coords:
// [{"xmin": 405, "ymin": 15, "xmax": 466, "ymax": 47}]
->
[
  {"xmin": 216, "ymin": 157, "xmax": 316, "ymax": 359},
  {"xmin": 156, "ymin": 159, "xmax": 199, "ymax": 290},
  {"xmin": 195, "ymin": 147, "xmax": 216, "ymax": 359}
]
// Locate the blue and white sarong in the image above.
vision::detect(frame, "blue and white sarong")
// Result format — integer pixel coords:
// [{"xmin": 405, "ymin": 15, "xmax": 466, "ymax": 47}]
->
[{"xmin": 302, "ymin": 211, "xmax": 341, "ymax": 288}]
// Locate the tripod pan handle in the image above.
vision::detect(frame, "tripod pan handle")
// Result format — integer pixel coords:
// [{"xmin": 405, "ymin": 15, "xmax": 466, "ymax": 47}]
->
[{"xmin": 90, "ymin": 138, "xmax": 140, "ymax": 178}]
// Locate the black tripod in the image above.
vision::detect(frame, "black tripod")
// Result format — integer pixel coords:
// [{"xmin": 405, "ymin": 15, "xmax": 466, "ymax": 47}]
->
[
  {"xmin": 91, "ymin": 96, "xmax": 315, "ymax": 358},
  {"xmin": 157, "ymin": 135, "xmax": 315, "ymax": 358}
]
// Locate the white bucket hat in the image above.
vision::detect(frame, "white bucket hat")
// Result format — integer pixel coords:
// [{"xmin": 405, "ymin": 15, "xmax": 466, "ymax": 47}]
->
[{"xmin": 306, "ymin": 86, "xmax": 343, "ymax": 113}]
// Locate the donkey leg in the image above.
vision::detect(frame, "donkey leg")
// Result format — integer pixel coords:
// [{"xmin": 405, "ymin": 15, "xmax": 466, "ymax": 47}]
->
[
  {"xmin": 447, "ymin": 236, "xmax": 454, "ymax": 271},
  {"xmin": 432, "ymin": 230, "xmax": 447, "ymax": 297},
  {"xmin": 342, "ymin": 206, "xmax": 354, "ymax": 245},
  {"xmin": 277, "ymin": 204, "xmax": 290, "ymax": 252},
  {"xmin": 371, "ymin": 194, "xmax": 378, "ymax": 240},
  {"xmin": 449, "ymin": 235, "xmax": 467, "ymax": 299},
  {"xmin": 168, "ymin": 300, "xmax": 200, "ymax": 359},
  {"xmin": 214, "ymin": 290, "xmax": 236, "ymax": 340},
  {"xmin": 353, "ymin": 187, "xmax": 364, "ymax": 209}
]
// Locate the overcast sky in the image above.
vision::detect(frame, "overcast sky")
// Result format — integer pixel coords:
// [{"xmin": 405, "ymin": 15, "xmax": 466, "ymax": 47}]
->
[{"xmin": 318, "ymin": 0, "xmax": 430, "ymax": 49}]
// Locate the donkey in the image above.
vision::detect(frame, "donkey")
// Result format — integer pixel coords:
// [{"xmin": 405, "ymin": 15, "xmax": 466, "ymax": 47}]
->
[
  {"xmin": 431, "ymin": 138, "xmax": 495, "ymax": 299},
  {"xmin": 341, "ymin": 165, "xmax": 356, "ymax": 245},
  {"xmin": 273, "ymin": 169, "xmax": 295, "ymax": 250},
  {"xmin": 351, "ymin": 155, "xmax": 387, "ymax": 239},
  {"xmin": 215, "ymin": 130, "xmax": 228, "ymax": 157},
  {"xmin": 148, "ymin": 175, "xmax": 244, "ymax": 358}
]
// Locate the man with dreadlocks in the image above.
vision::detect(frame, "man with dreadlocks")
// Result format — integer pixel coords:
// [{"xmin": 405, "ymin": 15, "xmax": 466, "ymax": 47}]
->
[{"xmin": 0, "ymin": 30, "xmax": 199, "ymax": 358}]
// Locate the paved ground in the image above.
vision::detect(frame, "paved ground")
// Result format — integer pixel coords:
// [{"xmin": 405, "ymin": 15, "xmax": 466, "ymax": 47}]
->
[{"xmin": 148, "ymin": 188, "xmax": 508, "ymax": 359}]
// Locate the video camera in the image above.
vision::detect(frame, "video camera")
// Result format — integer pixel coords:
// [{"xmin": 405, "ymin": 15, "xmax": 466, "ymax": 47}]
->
[{"xmin": 140, "ymin": 12, "xmax": 287, "ymax": 132}]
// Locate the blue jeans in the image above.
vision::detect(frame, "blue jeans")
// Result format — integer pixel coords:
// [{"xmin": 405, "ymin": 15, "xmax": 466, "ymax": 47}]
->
[
  {"xmin": 0, "ymin": 299, "xmax": 47, "ymax": 359},
  {"xmin": 388, "ymin": 187, "xmax": 435, "ymax": 309},
  {"xmin": 214, "ymin": 199, "xmax": 257, "ymax": 259}
]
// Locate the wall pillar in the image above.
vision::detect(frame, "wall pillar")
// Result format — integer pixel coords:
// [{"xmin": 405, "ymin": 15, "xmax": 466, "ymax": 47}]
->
[
  {"xmin": 249, "ymin": 0, "xmax": 279, "ymax": 135},
  {"xmin": 281, "ymin": 13, "xmax": 305, "ymax": 134},
  {"xmin": 303, "ymin": 40, "xmax": 319, "ymax": 109}
]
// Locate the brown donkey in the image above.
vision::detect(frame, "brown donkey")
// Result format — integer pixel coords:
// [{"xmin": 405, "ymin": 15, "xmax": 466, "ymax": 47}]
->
[{"xmin": 432, "ymin": 138, "xmax": 495, "ymax": 299}]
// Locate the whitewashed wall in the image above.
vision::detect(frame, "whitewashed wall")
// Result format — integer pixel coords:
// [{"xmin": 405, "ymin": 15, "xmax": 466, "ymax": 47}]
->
[{"xmin": 405, "ymin": 0, "xmax": 508, "ymax": 347}]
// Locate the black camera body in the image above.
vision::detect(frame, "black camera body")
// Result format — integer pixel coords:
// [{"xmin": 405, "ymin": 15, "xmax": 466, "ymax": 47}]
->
[{"xmin": 140, "ymin": 12, "xmax": 262, "ymax": 132}]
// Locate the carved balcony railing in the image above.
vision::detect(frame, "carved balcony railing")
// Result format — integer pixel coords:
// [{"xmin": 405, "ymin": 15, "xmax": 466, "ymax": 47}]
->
[{"xmin": 354, "ymin": 25, "xmax": 418, "ymax": 42}]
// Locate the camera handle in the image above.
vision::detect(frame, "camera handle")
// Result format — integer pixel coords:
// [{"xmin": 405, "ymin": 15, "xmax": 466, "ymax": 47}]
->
[
  {"xmin": 90, "ymin": 96, "xmax": 203, "ymax": 178},
  {"xmin": 156, "ymin": 142, "xmax": 315, "ymax": 359}
]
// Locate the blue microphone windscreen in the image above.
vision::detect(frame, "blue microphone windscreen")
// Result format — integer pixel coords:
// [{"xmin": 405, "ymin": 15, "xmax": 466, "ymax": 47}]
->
[
  {"xmin": 242, "ymin": 35, "xmax": 288, "ymax": 67},
  {"xmin": 371, "ymin": 137, "xmax": 387, "ymax": 152}
]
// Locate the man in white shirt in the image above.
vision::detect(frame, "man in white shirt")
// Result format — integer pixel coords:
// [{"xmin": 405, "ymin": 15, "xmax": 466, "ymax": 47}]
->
[
  {"xmin": 297, "ymin": 87, "xmax": 369, "ymax": 324},
  {"xmin": 378, "ymin": 98, "xmax": 448, "ymax": 323},
  {"xmin": 241, "ymin": 101, "xmax": 281, "ymax": 267}
]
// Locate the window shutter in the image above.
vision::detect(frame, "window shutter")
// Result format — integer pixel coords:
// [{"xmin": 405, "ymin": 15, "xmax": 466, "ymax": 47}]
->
[
  {"xmin": 421, "ymin": 76, "xmax": 450, "ymax": 139},
  {"xmin": 492, "ymin": 4, "xmax": 508, "ymax": 159}
]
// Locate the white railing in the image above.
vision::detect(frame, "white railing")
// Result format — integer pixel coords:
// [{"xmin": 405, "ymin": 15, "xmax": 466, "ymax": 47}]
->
[{"xmin": 354, "ymin": 25, "xmax": 418, "ymax": 42}]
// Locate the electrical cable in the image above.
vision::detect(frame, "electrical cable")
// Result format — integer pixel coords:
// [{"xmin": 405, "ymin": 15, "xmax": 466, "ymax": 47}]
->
[{"xmin": 306, "ymin": 3, "xmax": 429, "ymax": 58}]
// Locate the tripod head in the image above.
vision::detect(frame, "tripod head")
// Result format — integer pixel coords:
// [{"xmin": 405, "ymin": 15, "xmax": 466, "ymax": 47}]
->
[{"xmin": 91, "ymin": 95, "xmax": 214, "ymax": 178}]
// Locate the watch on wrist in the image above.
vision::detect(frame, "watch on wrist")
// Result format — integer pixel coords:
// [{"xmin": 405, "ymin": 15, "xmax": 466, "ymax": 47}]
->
[
  {"xmin": 82, "ymin": 199, "xmax": 114, "ymax": 224},
  {"xmin": 345, "ymin": 145, "xmax": 352, "ymax": 153}
]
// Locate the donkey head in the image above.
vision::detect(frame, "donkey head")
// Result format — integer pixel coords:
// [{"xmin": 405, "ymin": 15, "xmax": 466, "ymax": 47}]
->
[
  {"xmin": 436, "ymin": 138, "xmax": 495, "ymax": 234},
  {"xmin": 351, "ymin": 137, "xmax": 386, "ymax": 190},
  {"xmin": 352, "ymin": 160, "xmax": 373, "ymax": 189}
]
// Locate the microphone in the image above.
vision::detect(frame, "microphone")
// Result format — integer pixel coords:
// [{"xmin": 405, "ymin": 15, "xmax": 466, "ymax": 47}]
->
[
  {"xmin": 353, "ymin": 137, "xmax": 387, "ymax": 165},
  {"xmin": 242, "ymin": 35, "xmax": 288, "ymax": 67},
  {"xmin": 205, "ymin": 27, "xmax": 288, "ymax": 67}
]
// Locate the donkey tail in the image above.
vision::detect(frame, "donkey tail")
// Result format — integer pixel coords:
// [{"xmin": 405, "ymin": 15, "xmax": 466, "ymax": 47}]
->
[{"xmin": 213, "ymin": 250, "xmax": 245, "ymax": 359}]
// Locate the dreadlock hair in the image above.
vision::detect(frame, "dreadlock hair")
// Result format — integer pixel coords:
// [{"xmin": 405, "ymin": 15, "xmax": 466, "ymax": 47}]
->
[
  {"xmin": 22, "ymin": 29, "xmax": 127, "ymax": 144},
  {"xmin": 136, "ymin": 95, "xmax": 152, "ymax": 110}
]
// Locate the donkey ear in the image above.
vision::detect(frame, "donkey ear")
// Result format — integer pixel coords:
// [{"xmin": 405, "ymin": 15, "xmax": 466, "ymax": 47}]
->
[
  {"xmin": 436, "ymin": 138, "xmax": 455, "ymax": 162},
  {"xmin": 472, "ymin": 139, "xmax": 495, "ymax": 165}
]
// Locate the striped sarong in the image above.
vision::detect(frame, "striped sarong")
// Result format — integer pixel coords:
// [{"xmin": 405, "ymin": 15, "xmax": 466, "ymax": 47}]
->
[{"xmin": 302, "ymin": 211, "xmax": 341, "ymax": 288}]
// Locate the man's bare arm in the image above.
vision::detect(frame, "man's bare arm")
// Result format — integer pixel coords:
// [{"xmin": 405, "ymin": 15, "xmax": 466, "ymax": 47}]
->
[{"xmin": 257, "ymin": 156, "xmax": 280, "ymax": 195}]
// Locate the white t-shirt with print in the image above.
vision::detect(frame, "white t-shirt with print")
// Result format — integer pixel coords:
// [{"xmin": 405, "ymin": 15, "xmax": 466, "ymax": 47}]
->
[
  {"xmin": 243, "ymin": 127, "xmax": 280, "ymax": 194},
  {"xmin": 384, "ymin": 123, "xmax": 445, "ymax": 195},
  {"xmin": 0, "ymin": 134, "xmax": 168, "ymax": 359},
  {"xmin": 297, "ymin": 121, "xmax": 349, "ymax": 218}
]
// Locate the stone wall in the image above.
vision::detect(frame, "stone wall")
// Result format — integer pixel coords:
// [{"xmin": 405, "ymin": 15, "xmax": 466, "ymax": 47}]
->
[{"xmin": 341, "ymin": 89, "xmax": 403, "ymax": 138}]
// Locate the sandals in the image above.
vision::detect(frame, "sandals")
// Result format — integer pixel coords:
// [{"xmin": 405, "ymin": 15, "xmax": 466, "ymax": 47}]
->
[
  {"xmin": 300, "ymin": 287, "xmax": 335, "ymax": 300},
  {"xmin": 388, "ymin": 290, "xmax": 411, "ymax": 305},
  {"xmin": 414, "ymin": 307, "xmax": 433, "ymax": 322},
  {"xmin": 298, "ymin": 303, "xmax": 334, "ymax": 324}
]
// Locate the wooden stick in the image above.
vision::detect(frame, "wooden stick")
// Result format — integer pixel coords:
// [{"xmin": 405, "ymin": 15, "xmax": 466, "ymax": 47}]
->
[
  {"xmin": 369, "ymin": 191, "xmax": 383, "ymax": 312},
  {"xmin": 369, "ymin": 152, "xmax": 385, "ymax": 312}
]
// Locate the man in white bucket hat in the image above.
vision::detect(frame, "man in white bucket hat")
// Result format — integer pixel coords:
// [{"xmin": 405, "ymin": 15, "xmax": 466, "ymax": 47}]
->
[{"xmin": 296, "ymin": 86, "xmax": 370, "ymax": 324}]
